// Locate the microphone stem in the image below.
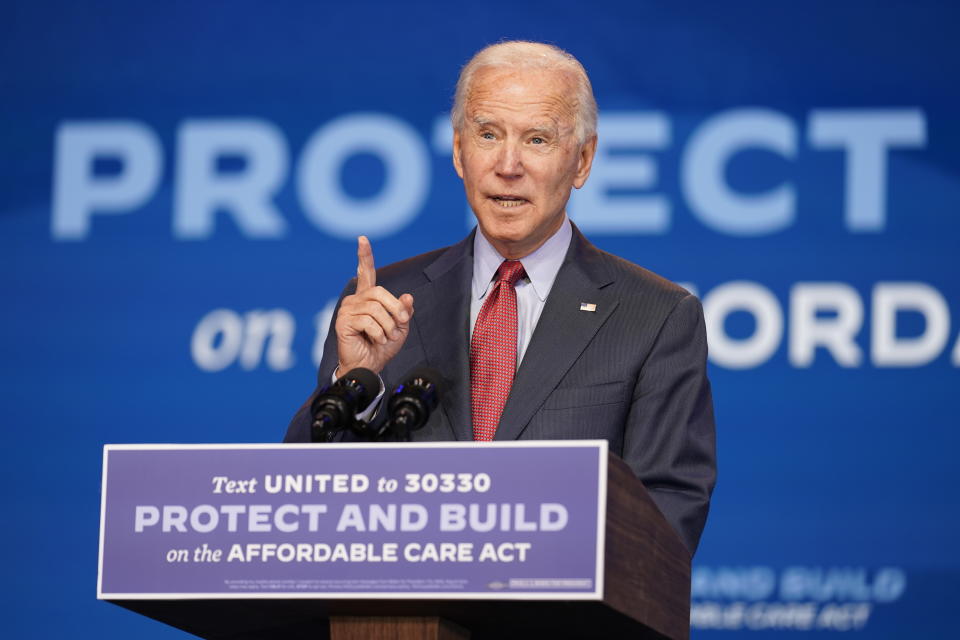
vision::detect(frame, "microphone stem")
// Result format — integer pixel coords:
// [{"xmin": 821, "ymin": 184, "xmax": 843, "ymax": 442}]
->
[{"xmin": 394, "ymin": 412, "xmax": 412, "ymax": 442}]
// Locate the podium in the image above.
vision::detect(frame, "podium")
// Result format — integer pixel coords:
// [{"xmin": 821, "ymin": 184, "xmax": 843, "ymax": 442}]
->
[{"xmin": 98, "ymin": 443, "xmax": 690, "ymax": 639}]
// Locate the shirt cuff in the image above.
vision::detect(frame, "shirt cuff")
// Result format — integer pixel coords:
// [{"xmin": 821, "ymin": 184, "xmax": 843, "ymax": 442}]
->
[{"xmin": 331, "ymin": 369, "xmax": 385, "ymax": 423}]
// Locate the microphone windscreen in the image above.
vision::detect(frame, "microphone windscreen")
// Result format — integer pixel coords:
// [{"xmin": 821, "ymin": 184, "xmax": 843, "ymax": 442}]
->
[
  {"xmin": 389, "ymin": 365, "xmax": 443, "ymax": 421},
  {"xmin": 394, "ymin": 365, "xmax": 443, "ymax": 404},
  {"xmin": 340, "ymin": 367, "xmax": 381, "ymax": 412}
]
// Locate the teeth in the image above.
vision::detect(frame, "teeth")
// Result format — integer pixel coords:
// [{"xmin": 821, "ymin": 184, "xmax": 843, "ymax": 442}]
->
[{"xmin": 493, "ymin": 197, "xmax": 526, "ymax": 208}]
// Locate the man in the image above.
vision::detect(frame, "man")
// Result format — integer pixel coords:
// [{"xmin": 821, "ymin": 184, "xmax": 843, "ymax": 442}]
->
[{"xmin": 285, "ymin": 41, "xmax": 716, "ymax": 554}]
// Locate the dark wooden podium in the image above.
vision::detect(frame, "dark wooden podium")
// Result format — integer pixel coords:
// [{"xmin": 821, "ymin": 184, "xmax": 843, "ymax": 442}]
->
[{"xmin": 106, "ymin": 452, "xmax": 690, "ymax": 639}]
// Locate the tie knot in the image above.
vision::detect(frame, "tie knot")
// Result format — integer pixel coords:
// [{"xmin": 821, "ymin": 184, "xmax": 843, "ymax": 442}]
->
[{"xmin": 496, "ymin": 260, "xmax": 526, "ymax": 286}]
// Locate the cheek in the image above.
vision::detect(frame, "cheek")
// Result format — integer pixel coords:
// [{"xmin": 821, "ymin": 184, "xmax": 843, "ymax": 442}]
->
[
  {"xmin": 545, "ymin": 158, "xmax": 580, "ymax": 191},
  {"xmin": 528, "ymin": 164, "xmax": 568, "ymax": 196},
  {"xmin": 462, "ymin": 152, "xmax": 492, "ymax": 181}
]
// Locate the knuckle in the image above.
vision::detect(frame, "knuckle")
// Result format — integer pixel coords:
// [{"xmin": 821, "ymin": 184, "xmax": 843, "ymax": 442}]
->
[
  {"xmin": 365, "ymin": 319, "xmax": 384, "ymax": 336},
  {"xmin": 363, "ymin": 301, "xmax": 387, "ymax": 317}
]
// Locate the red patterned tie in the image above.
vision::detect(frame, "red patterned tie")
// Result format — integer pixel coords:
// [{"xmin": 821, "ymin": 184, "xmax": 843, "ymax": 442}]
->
[{"xmin": 470, "ymin": 260, "xmax": 527, "ymax": 441}]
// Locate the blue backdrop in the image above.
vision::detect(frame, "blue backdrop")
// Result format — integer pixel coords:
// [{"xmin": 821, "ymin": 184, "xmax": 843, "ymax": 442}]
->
[{"xmin": 2, "ymin": 1, "xmax": 958, "ymax": 637}]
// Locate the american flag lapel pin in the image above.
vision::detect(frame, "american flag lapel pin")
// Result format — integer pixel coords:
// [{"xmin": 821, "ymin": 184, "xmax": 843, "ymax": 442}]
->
[{"xmin": 580, "ymin": 302, "xmax": 597, "ymax": 312}]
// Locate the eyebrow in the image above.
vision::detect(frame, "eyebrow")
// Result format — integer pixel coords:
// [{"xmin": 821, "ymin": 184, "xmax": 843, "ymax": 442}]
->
[
  {"xmin": 471, "ymin": 116, "xmax": 559, "ymax": 136},
  {"xmin": 472, "ymin": 116, "xmax": 498, "ymax": 128},
  {"xmin": 526, "ymin": 125, "xmax": 558, "ymax": 136}
]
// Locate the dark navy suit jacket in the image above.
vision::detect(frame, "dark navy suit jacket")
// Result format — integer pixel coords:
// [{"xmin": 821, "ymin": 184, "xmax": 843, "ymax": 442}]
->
[{"xmin": 285, "ymin": 225, "xmax": 716, "ymax": 554}]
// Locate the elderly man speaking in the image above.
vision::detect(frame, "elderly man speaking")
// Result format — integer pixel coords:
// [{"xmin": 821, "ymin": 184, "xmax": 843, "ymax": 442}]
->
[{"xmin": 285, "ymin": 41, "xmax": 716, "ymax": 554}]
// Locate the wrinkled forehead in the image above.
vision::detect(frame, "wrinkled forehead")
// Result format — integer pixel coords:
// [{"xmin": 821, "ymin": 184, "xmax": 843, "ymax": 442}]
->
[{"xmin": 464, "ymin": 66, "xmax": 579, "ymax": 131}]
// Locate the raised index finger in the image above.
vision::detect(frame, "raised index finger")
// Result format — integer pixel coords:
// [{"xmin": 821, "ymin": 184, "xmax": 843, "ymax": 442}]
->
[{"xmin": 356, "ymin": 235, "xmax": 376, "ymax": 292}]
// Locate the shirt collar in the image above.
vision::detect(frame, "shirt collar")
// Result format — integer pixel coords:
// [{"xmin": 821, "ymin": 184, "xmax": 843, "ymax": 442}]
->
[{"xmin": 472, "ymin": 216, "xmax": 572, "ymax": 301}]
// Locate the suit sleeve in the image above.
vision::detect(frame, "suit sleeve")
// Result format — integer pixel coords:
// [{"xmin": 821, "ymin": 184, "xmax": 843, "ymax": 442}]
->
[
  {"xmin": 621, "ymin": 293, "xmax": 717, "ymax": 554},
  {"xmin": 283, "ymin": 282, "xmax": 353, "ymax": 443}
]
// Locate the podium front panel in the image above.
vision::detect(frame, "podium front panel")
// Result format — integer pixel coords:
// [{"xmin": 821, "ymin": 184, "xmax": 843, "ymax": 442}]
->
[{"xmin": 98, "ymin": 441, "xmax": 608, "ymax": 600}]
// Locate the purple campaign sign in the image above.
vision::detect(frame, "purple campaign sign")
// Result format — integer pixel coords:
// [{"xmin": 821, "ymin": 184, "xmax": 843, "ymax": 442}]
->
[{"xmin": 97, "ymin": 442, "xmax": 608, "ymax": 600}]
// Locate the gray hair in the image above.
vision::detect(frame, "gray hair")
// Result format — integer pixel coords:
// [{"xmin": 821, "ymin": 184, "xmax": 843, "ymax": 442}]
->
[{"xmin": 451, "ymin": 41, "xmax": 598, "ymax": 143}]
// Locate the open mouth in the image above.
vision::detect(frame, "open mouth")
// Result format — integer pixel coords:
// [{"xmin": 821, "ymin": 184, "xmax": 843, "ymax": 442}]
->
[{"xmin": 490, "ymin": 195, "xmax": 529, "ymax": 208}]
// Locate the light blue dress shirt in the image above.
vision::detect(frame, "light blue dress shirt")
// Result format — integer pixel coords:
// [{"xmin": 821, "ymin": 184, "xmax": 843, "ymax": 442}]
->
[{"xmin": 470, "ymin": 217, "xmax": 572, "ymax": 368}]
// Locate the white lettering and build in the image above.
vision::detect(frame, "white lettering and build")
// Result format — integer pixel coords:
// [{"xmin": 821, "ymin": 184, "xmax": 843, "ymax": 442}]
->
[
  {"xmin": 137, "ymin": 502, "xmax": 570, "ymax": 534},
  {"xmin": 52, "ymin": 108, "xmax": 926, "ymax": 241},
  {"xmin": 326, "ymin": 503, "xmax": 567, "ymax": 533},
  {"xmin": 691, "ymin": 566, "xmax": 905, "ymax": 632}
]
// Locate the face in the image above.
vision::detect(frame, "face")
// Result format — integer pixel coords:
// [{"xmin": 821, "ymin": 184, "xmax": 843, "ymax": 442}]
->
[{"xmin": 453, "ymin": 66, "xmax": 597, "ymax": 259}]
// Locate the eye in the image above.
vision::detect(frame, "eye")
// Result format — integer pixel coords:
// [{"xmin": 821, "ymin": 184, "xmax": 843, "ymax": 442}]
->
[
  {"xmin": 530, "ymin": 136, "xmax": 545, "ymax": 144},
  {"xmin": 481, "ymin": 131, "xmax": 496, "ymax": 140}
]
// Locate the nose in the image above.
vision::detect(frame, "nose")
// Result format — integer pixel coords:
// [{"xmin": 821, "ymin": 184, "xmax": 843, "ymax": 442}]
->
[{"xmin": 494, "ymin": 141, "xmax": 523, "ymax": 178}]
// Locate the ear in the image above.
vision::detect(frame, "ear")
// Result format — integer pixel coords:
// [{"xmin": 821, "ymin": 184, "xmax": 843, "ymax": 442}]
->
[
  {"xmin": 452, "ymin": 129, "xmax": 465, "ymax": 180},
  {"xmin": 573, "ymin": 134, "xmax": 598, "ymax": 189}
]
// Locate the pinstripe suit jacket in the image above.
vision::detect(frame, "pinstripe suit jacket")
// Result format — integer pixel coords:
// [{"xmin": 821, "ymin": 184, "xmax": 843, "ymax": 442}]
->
[{"xmin": 285, "ymin": 225, "xmax": 716, "ymax": 554}]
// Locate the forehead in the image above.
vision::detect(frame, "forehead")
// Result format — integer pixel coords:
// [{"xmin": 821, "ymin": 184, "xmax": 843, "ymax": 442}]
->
[{"xmin": 465, "ymin": 66, "xmax": 578, "ymax": 128}]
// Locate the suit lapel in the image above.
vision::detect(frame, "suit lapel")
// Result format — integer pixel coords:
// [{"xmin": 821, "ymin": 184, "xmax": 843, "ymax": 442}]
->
[
  {"xmin": 495, "ymin": 229, "xmax": 618, "ymax": 441},
  {"xmin": 413, "ymin": 235, "xmax": 474, "ymax": 441}
]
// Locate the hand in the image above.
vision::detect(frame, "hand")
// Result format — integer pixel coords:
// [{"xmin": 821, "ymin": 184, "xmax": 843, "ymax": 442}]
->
[{"xmin": 334, "ymin": 236, "xmax": 415, "ymax": 374}]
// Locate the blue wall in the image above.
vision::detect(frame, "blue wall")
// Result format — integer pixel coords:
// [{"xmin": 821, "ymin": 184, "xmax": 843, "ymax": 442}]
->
[{"xmin": 2, "ymin": 1, "xmax": 958, "ymax": 636}]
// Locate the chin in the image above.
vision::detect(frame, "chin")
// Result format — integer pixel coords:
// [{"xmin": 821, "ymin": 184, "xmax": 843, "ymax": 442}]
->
[{"xmin": 481, "ymin": 221, "xmax": 528, "ymax": 242}]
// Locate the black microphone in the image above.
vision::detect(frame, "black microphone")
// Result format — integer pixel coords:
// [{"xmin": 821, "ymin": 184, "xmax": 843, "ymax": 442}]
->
[
  {"xmin": 310, "ymin": 367, "xmax": 380, "ymax": 442},
  {"xmin": 383, "ymin": 366, "xmax": 442, "ymax": 441}
]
